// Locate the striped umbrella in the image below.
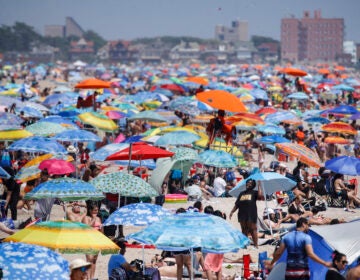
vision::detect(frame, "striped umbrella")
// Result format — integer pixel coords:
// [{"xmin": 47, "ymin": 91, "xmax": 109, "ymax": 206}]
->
[
  {"xmin": 4, "ymin": 220, "xmax": 118, "ymax": 255},
  {"xmin": 324, "ymin": 136, "xmax": 350, "ymax": 145},
  {"xmin": 321, "ymin": 122, "xmax": 357, "ymax": 135},
  {"xmin": 8, "ymin": 136, "xmax": 67, "ymax": 154},
  {"xmin": 275, "ymin": 142, "xmax": 322, "ymax": 168},
  {"xmin": 199, "ymin": 149, "xmax": 237, "ymax": 168}
]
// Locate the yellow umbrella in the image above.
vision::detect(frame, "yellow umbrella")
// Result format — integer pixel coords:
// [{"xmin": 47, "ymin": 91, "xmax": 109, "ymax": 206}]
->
[
  {"xmin": 24, "ymin": 154, "xmax": 73, "ymax": 168},
  {"xmin": 4, "ymin": 220, "xmax": 119, "ymax": 255},
  {"xmin": 0, "ymin": 129, "xmax": 33, "ymax": 140},
  {"xmin": 78, "ymin": 112, "xmax": 118, "ymax": 132}
]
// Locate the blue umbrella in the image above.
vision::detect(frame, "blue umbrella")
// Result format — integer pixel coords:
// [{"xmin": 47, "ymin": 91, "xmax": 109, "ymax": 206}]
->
[
  {"xmin": 304, "ymin": 117, "xmax": 331, "ymax": 124},
  {"xmin": 17, "ymin": 106, "xmax": 44, "ymax": 118},
  {"xmin": 39, "ymin": 115, "xmax": 79, "ymax": 128},
  {"xmin": 8, "ymin": 136, "xmax": 67, "ymax": 154},
  {"xmin": 0, "ymin": 112, "xmax": 23, "ymax": 125},
  {"xmin": 325, "ymin": 156, "xmax": 360, "ymax": 176},
  {"xmin": 198, "ymin": 150, "xmax": 237, "ymax": 168},
  {"xmin": 229, "ymin": 172, "xmax": 297, "ymax": 198},
  {"xmin": 265, "ymin": 111, "xmax": 297, "ymax": 124},
  {"xmin": 0, "ymin": 242, "xmax": 69, "ymax": 280},
  {"xmin": 123, "ymin": 135, "xmax": 144, "ymax": 143},
  {"xmin": 90, "ymin": 143, "xmax": 129, "ymax": 161},
  {"xmin": 250, "ymin": 88, "xmax": 268, "ymax": 100},
  {"xmin": 42, "ymin": 93, "xmax": 74, "ymax": 107},
  {"xmin": 52, "ymin": 129, "xmax": 101, "ymax": 142},
  {"xmin": 103, "ymin": 203, "xmax": 172, "ymax": 226},
  {"xmin": 287, "ymin": 92, "xmax": 309, "ymax": 100},
  {"xmin": 155, "ymin": 131, "xmax": 201, "ymax": 146},
  {"xmin": 115, "ymin": 159, "xmax": 156, "ymax": 170},
  {"xmin": 24, "ymin": 177, "xmax": 104, "ymax": 201},
  {"xmin": 256, "ymin": 124, "xmax": 286, "ymax": 135},
  {"xmin": 327, "ymin": 105, "xmax": 359, "ymax": 115},
  {"xmin": 255, "ymin": 135, "xmax": 290, "ymax": 144},
  {"xmin": 127, "ymin": 212, "xmax": 250, "ymax": 253},
  {"xmin": 332, "ymin": 84, "xmax": 355, "ymax": 92}
]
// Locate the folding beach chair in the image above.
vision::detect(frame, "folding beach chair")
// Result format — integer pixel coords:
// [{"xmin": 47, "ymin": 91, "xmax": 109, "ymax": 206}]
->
[{"xmin": 258, "ymin": 251, "xmax": 269, "ymax": 279}]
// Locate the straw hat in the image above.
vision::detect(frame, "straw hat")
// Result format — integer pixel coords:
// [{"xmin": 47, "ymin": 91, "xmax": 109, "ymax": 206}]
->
[
  {"xmin": 69, "ymin": 258, "xmax": 91, "ymax": 271},
  {"xmin": 67, "ymin": 145, "xmax": 78, "ymax": 154}
]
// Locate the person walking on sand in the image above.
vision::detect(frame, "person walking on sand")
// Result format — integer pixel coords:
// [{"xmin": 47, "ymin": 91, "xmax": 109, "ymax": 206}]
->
[
  {"xmin": 229, "ymin": 179, "xmax": 264, "ymax": 248},
  {"xmin": 266, "ymin": 218, "xmax": 332, "ymax": 280}
]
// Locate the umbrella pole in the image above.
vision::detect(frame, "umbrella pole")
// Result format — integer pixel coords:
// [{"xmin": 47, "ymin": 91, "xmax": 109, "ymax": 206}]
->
[
  {"xmin": 142, "ymin": 244, "xmax": 145, "ymax": 275},
  {"xmin": 127, "ymin": 143, "xmax": 133, "ymax": 174}
]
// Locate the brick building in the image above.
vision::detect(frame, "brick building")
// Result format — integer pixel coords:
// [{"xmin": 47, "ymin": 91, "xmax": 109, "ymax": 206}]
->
[{"xmin": 281, "ymin": 10, "xmax": 344, "ymax": 62}]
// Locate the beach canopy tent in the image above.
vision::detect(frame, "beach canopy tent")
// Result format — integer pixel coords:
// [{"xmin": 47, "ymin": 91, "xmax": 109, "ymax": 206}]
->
[{"xmin": 268, "ymin": 219, "xmax": 360, "ymax": 280}]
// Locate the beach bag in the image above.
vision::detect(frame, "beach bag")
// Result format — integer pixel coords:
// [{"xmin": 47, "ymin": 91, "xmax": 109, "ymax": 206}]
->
[
  {"xmin": 170, "ymin": 169, "xmax": 182, "ymax": 180},
  {"xmin": 0, "ymin": 151, "xmax": 11, "ymax": 168},
  {"xmin": 225, "ymin": 171, "xmax": 236, "ymax": 183}
]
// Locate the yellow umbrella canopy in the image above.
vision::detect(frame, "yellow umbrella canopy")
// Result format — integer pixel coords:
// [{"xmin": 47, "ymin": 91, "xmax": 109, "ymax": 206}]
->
[
  {"xmin": 0, "ymin": 129, "xmax": 33, "ymax": 140},
  {"xmin": 24, "ymin": 154, "xmax": 74, "ymax": 168},
  {"xmin": 78, "ymin": 112, "xmax": 118, "ymax": 132},
  {"xmin": 4, "ymin": 220, "xmax": 119, "ymax": 255}
]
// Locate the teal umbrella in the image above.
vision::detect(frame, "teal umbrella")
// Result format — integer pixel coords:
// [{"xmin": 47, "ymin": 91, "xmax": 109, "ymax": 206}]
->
[
  {"xmin": 198, "ymin": 149, "xmax": 237, "ymax": 168},
  {"xmin": 127, "ymin": 111, "xmax": 168, "ymax": 123},
  {"xmin": 91, "ymin": 172, "xmax": 158, "ymax": 197},
  {"xmin": 25, "ymin": 122, "xmax": 68, "ymax": 137},
  {"xmin": 155, "ymin": 131, "xmax": 200, "ymax": 146}
]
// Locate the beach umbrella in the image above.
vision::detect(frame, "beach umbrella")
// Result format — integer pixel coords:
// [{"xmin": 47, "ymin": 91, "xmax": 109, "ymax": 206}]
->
[
  {"xmin": 15, "ymin": 165, "xmax": 42, "ymax": 183},
  {"xmin": 0, "ymin": 242, "xmax": 69, "ymax": 280},
  {"xmin": 8, "ymin": 136, "xmax": 67, "ymax": 154},
  {"xmin": 229, "ymin": 172, "xmax": 297, "ymax": 198},
  {"xmin": 90, "ymin": 143, "xmax": 129, "ymax": 161},
  {"xmin": 255, "ymin": 107, "xmax": 277, "ymax": 116},
  {"xmin": 0, "ymin": 165, "xmax": 11, "ymax": 179},
  {"xmin": 275, "ymin": 142, "xmax": 322, "ymax": 168},
  {"xmin": 304, "ymin": 117, "xmax": 330, "ymax": 124},
  {"xmin": 4, "ymin": 220, "xmax": 118, "ymax": 255},
  {"xmin": 39, "ymin": 115, "xmax": 78, "ymax": 129},
  {"xmin": 105, "ymin": 110, "xmax": 126, "ymax": 120},
  {"xmin": 0, "ymin": 112, "xmax": 23, "ymax": 125},
  {"xmin": 106, "ymin": 142, "xmax": 174, "ymax": 161},
  {"xmin": 198, "ymin": 149, "xmax": 237, "ymax": 168},
  {"xmin": 281, "ymin": 67, "xmax": 307, "ymax": 77},
  {"xmin": 38, "ymin": 158, "xmax": 75, "ymax": 175},
  {"xmin": 256, "ymin": 124, "xmax": 285, "ymax": 135},
  {"xmin": 250, "ymin": 88, "xmax": 268, "ymax": 100},
  {"xmin": 154, "ymin": 131, "xmax": 201, "ymax": 146},
  {"xmin": 287, "ymin": 92, "xmax": 309, "ymax": 100},
  {"xmin": 0, "ymin": 129, "xmax": 33, "ymax": 140},
  {"xmin": 264, "ymin": 111, "xmax": 297, "ymax": 124},
  {"xmin": 324, "ymin": 136, "xmax": 350, "ymax": 145},
  {"xmin": 332, "ymin": 84, "xmax": 355, "ymax": 92},
  {"xmin": 127, "ymin": 212, "xmax": 250, "ymax": 253},
  {"xmin": 78, "ymin": 112, "xmax": 118, "ymax": 132},
  {"xmin": 91, "ymin": 172, "xmax": 158, "ymax": 197},
  {"xmin": 42, "ymin": 93, "xmax": 75, "ymax": 107},
  {"xmin": 24, "ymin": 177, "xmax": 104, "ymax": 201},
  {"xmin": 18, "ymin": 106, "xmax": 44, "ymax": 119},
  {"xmin": 321, "ymin": 122, "xmax": 357, "ymax": 135},
  {"xmin": 103, "ymin": 203, "xmax": 172, "ymax": 227},
  {"xmin": 25, "ymin": 122, "xmax": 68, "ymax": 137},
  {"xmin": 325, "ymin": 156, "xmax": 360, "ymax": 176},
  {"xmin": 254, "ymin": 135, "xmax": 290, "ymax": 144},
  {"xmin": 196, "ymin": 90, "xmax": 247, "ymax": 112},
  {"xmin": 185, "ymin": 76, "xmax": 209, "ymax": 86},
  {"xmin": 127, "ymin": 111, "xmax": 168, "ymax": 123},
  {"xmin": 327, "ymin": 105, "xmax": 359, "ymax": 115},
  {"xmin": 52, "ymin": 129, "xmax": 101, "ymax": 142},
  {"xmin": 74, "ymin": 78, "xmax": 111, "ymax": 89},
  {"xmin": 174, "ymin": 103, "xmax": 201, "ymax": 116}
]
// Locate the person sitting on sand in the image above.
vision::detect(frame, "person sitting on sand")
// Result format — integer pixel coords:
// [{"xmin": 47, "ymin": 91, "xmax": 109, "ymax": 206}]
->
[{"xmin": 66, "ymin": 201, "xmax": 87, "ymax": 222}]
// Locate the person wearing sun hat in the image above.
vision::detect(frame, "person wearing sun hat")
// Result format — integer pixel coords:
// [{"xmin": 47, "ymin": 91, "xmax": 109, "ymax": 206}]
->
[{"xmin": 70, "ymin": 258, "xmax": 91, "ymax": 280}]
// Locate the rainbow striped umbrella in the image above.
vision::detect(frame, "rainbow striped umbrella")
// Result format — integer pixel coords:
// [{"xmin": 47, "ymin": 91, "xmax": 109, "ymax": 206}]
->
[
  {"xmin": 4, "ymin": 220, "xmax": 119, "ymax": 255},
  {"xmin": 275, "ymin": 142, "xmax": 322, "ymax": 168}
]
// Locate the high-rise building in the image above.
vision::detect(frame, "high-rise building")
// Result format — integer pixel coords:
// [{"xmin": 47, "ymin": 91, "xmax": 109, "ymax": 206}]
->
[
  {"xmin": 215, "ymin": 20, "xmax": 248, "ymax": 43},
  {"xmin": 44, "ymin": 25, "xmax": 65, "ymax": 38},
  {"xmin": 281, "ymin": 10, "xmax": 344, "ymax": 62}
]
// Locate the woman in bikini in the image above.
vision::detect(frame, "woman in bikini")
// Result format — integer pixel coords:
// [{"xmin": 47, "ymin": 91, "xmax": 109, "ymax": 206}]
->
[{"xmin": 82, "ymin": 203, "xmax": 103, "ymax": 279}]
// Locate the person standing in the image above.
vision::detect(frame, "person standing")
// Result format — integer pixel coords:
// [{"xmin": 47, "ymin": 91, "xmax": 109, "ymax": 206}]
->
[
  {"xmin": 229, "ymin": 179, "xmax": 264, "ymax": 248},
  {"xmin": 2, "ymin": 167, "xmax": 20, "ymax": 220},
  {"xmin": 266, "ymin": 217, "xmax": 331, "ymax": 280},
  {"xmin": 34, "ymin": 169, "xmax": 55, "ymax": 221},
  {"xmin": 325, "ymin": 250, "xmax": 347, "ymax": 280}
]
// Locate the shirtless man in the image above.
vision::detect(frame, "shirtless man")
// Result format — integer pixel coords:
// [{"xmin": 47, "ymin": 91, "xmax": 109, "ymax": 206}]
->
[
  {"xmin": 66, "ymin": 201, "xmax": 87, "ymax": 222},
  {"xmin": 346, "ymin": 261, "xmax": 360, "ymax": 280}
]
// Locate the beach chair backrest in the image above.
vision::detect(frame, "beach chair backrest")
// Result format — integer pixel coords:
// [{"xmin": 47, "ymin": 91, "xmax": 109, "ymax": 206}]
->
[
  {"xmin": 258, "ymin": 251, "xmax": 268, "ymax": 277},
  {"xmin": 242, "ymin": 254, "xmax": 251, "ymax": 279}
]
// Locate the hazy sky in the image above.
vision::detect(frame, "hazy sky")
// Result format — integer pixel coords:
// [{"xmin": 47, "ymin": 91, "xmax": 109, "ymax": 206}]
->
[{"xmin": 1, "ymin": 0, "xmax": 360, "ymax": 42}]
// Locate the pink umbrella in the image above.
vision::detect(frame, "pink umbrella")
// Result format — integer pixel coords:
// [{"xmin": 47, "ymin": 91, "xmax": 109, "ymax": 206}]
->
[
  {"xmin": 105, "ymin": 110, "xmax": 126, "ymax": 120},
  {"xmin": 38, "ymin": 159, "xmax": 75, "ymax": 175},
  {"xmin": 114, "ymin": 133, "xmax": 126, "ymax": 143}
]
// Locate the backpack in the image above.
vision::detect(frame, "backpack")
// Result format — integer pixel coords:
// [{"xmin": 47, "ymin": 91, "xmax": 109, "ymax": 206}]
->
[{"xmin": 170, "ymin": 169, "xmax": 183, "ymax": 180}]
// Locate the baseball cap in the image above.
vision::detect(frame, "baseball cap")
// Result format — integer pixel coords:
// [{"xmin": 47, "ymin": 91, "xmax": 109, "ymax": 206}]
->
[
  {"xmin": 70, "ymin": 258, "xmax": 91, "ymax": 271},
  {"xmin": 263, "ymin": 208, "xmax": 275, "ymax": 216}
]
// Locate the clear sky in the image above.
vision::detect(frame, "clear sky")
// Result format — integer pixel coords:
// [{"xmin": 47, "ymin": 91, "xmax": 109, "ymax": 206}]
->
[{"xmin": 1, "ymin": 0, "xmax": 359, "ymax": 42}]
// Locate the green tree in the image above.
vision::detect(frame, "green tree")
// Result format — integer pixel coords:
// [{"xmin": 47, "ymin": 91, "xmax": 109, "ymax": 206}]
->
[
  {"xmin": 251, "ymin": 35, "xmax": 279, "ymax": 47},
  {"xmin": 83, "ymin": 30, "xmax": 106, "ymax": 51}
]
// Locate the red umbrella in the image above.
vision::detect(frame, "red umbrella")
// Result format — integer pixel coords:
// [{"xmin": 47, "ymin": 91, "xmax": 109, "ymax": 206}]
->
[
  {"xmin": 255, "ymin": 107, "xmax": 277, "ymax": 116},
  {"xmin": 281, "ymin": 68, "xmax": 308, "ymax": 77},
  {"xmin": 160, "ymin": 84, "xmax": 185, "ymax": 93},
  {"xmin": 106, "ymin": 142, "xmax": 174, "ymax": 161},
  {"xmin": 38, "ymin": 159, "xmax": 75, "ymax": 175}
]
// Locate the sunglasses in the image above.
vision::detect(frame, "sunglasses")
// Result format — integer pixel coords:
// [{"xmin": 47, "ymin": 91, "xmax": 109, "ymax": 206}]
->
[
  {"xmin": 341, "ymin": 261, "xmax": 348, "ymax": 265},
  {"xmin": 77, "ymin": 266, "xmax": 89, "ymax": 272}
]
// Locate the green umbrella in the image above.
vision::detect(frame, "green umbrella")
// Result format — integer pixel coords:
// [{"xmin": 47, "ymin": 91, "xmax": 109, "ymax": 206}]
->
[
  {"xmin": 91, "ymin": 172, "xmax": 158, "ymax": 197},
  {"xmin": 25, "ymin": 122, "xmax": 68, "ymax": 137}
]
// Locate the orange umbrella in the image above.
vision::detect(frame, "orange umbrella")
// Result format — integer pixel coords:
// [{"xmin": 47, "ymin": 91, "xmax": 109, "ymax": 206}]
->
[
  {"xmin": 75, "ymin": 78, "xmax": 111, "ymax": 89},
  {"xmin": 281, "ymin": 68, "xmax": 308, "ymax": 77},
  {"xmin": 196, "ymin": 90, "xmax": 247, "ymax": 113},
  {"xmin": 334, "ymin": 65, "xmax": 345, "ymax": 71},
  {"xmin": 226, "ymin": 113, "xmax": 264, "ymax": 125},
  {"xmin": 321, "ymin": 122, "xmax": 357, "ymax": 135},
  {"xmin": 282, "ymin": 119, "xmax": 303, "ymax": 126},
  {"xmin": 275, "ymin": 142, "xmax": 322, "ymax": 168},
  {"xmin": 324, "ymin": 136, "xmax": 350, "ymax": 145},
  {"xmin": 185, "ymin": 76, "xmax": 209, "ymax": 86},
  {"xmin": 318, "ymin": 68, "xmax": 330, "ymax": 75}
]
